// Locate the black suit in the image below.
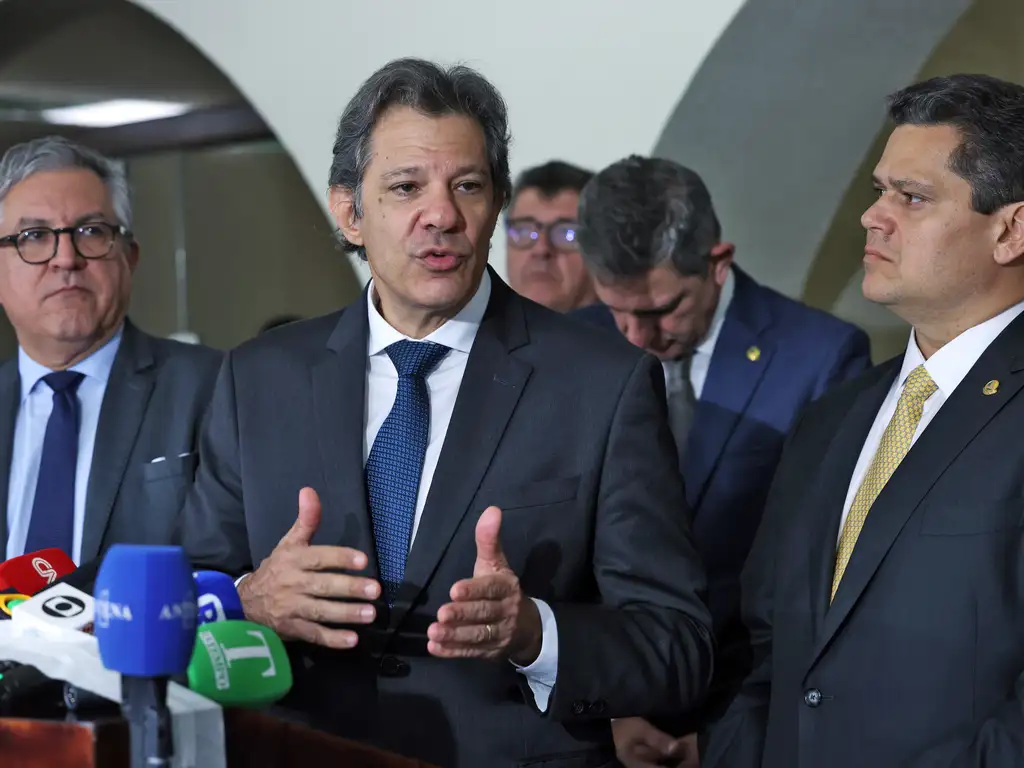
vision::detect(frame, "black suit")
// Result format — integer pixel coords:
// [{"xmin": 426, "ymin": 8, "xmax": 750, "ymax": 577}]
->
[
  {"xmin": 705, "ymin": 310, "xmax": 1024, "ymax": 767},
  {"xmin": 0, "ymin": 319, "xmax": 221, "ymax": 561},
  {"xmin": 182, "ymin": 273, "xmax": 713, "ymax": 768}
]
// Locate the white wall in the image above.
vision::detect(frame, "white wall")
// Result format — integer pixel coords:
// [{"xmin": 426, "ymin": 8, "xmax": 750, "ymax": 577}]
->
[{"xmin": 127, "ymin": 0, "xmax": 746, "ymax": 285}]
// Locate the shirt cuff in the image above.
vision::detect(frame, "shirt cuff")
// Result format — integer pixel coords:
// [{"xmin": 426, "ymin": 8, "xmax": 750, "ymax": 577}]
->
[
  {"xmin": 233, "ymin": 573, "xmax": 250, "ymax": 588},
  {"xmin": 512, "ymin": 598, "xmax": 558, "ymax": 712}
]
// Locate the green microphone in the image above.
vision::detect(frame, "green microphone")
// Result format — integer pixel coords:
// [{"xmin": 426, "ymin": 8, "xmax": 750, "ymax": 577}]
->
[{"xmin": 186, "ymin": 620, "xmax": 293, "ymax": 707}]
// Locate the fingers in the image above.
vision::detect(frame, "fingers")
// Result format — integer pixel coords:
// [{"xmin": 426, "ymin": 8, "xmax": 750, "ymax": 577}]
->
[
  {"xmin": 449, "ymin": 573, "xmax": 517, "ymax": 602},
  {"xmin": 295, "ymin": 596, "xmax": 377, "ymax": 626},
  {"xmin": 302, "ymin": 570, "xmax": 380, "ymax": 601},
  {"xmin": 613, "ymin": 718, "xmax": 679, "ymax": 768},
  {"xmin": 281, "ymin": 487, "xmax": 322, "ymax": 546},
  {"xmin": 427, "ymin": 619, "xmax": 504, "ymax": 647},
  {"xmin": 436, "ymin": 599, "xmax": 507, "ymax": 627},
  {"xmin": 294, "ymin": 545, "xmax": 371, "ymax": 574},
  {"xmin": 279, "ymin": 617, "xmax": 362, "ymax": 650},
  {"xmin": 473, "ymin": 506, "xmax": 508, "ymax": 576}
]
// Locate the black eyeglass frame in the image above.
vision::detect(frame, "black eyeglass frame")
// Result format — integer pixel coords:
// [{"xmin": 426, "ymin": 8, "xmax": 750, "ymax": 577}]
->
[
  {"xmin": 0, "ymin": 222, "xmax": 132, "ymax": 265},
  {"xmin": 505, "ymin": 216, "xmax": 580, "ymax": 252}
]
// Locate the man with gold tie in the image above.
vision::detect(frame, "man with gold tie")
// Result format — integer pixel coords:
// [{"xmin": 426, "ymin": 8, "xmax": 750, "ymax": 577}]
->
[{"xmin": 704, "ymin": 73, "xmax": 1024, "ymax": 768}]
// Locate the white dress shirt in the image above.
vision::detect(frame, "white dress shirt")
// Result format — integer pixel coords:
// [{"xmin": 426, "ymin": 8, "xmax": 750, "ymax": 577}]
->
[
  {"xmin": 365, "ymin": 271, "xmax": 559, "ymax": 711},
  {"xmin": 6, "ymin": 325, "xmax": 124, "ymax": 563},
  {"xmin": 837, "ymin": 299, "xmax": 1024, "ymax": 539},
  {"xmin": 662, "ymin": 266, "xmax": 735, "ymax": 397}
]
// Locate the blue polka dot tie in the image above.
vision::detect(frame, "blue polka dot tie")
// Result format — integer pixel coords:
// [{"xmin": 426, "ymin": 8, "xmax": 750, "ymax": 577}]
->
[
  {"xmin": 25, "ymin": 371, "xmax": 85, "ymax": 556},
  {"xmin": 366, "ymin": 341, "xmax": 450, "ymax": 605}
]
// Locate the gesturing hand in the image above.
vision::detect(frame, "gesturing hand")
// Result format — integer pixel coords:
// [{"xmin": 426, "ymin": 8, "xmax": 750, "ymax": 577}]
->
[
  {"xmin": 427, "ymin": 506, "xmax": 542, "ymax": 665},
  {"xmin": 237, "ymin": 487, "xmax": 382, "ymax": 649}
]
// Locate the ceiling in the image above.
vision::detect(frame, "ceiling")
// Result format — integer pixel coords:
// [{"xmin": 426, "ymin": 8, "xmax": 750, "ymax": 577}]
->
[{"xmin": 0, "ymin": 0, "xmax": 268, "ymax": 154}]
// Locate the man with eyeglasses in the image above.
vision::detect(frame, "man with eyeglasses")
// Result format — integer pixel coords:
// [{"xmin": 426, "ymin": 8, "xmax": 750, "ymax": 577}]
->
[
  {"xmin": 573, "ymin": 156, "xmax": 872, "ymax": 767},
  {"xmin": 0, "ymin": 136, "xmax": 221, "ymax": 567},
  {"xmin": 505, "ymin": 160, "xmax": 597, "ymax": 312}
]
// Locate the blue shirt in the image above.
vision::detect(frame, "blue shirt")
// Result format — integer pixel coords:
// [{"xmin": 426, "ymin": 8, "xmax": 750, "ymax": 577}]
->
[{"xmin": 5, "ymin": 326, "xmax": 123, "ymax": 563}]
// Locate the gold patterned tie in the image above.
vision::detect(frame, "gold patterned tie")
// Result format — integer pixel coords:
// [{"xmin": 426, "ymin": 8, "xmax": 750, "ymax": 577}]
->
[{"xmin": 831, "ymin": 364, "xmax": 937, "ymax": 600}]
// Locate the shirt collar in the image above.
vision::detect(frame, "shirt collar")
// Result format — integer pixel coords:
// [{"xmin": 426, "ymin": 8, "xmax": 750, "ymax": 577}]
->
[
  {"xmin": 899, "ymin": 298, "xmax": 1024, "ymax": 397},
  {"xmin": 19, "ymin": 323, "xmax": 124, "ymax": 402},
  {"xmin": 366, "ymin": 270, "xmax": 491, "ymax": 357},
  {"xmin": 694, "ymin": 266, "xmax": 735, "ymax": 357}
]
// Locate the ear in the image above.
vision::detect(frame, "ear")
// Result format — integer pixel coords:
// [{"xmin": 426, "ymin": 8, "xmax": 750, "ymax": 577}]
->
[
  {"xmin": 708, "ymin": 242, "xmax": 735, "ymax": 286},
  {"xmin": 994, "ymin": 203, "xmax": 1024, "ymax": 266},
  {"xmin": 329, "ymin": 186, "xmax": 364, "ymax": 248},
  {"xmin": 125, "ymin": 240, "xmax": 140, "ymax": 273}
]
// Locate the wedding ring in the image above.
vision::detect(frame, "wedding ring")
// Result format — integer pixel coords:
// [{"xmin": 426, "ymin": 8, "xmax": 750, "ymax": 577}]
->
[{"xmin": 485, "ymin": 623, "xmax": 495, "ymax": 642}]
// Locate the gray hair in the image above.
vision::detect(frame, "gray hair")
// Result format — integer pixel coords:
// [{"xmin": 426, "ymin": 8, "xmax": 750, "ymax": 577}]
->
[
  {"xmin": 577, "ymin": 155, "xmax": 721, "ymax": 280},
  {"xmin": 0, "ymin": 136, "xmax": 133, "ymax": 231},
  {"xmin": 329, "ymin": 57, "xmax": 512, "ymax": 259}
]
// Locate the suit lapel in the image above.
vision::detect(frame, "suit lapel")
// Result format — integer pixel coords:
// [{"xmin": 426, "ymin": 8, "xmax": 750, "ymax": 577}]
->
[
  {"xmin": 810, "ymin": 316, "xmax": 1024, "ymax": 669},
  {"xmin": 310, "ymin": 297, "xmax": 378, "ymax": 580},
  {"xmin": 684, "ymin": 270, "xmax": 773, "ymax": 509},
  {"xmin": 391, "ymin": 277, "xmax": 531, "ymax": 631},
  {"xmin": 804, "ymin": 361, "xmax": 898, "ymax": 638},
  {"xmin": 0, "ymin": 359, "xmax": 19, "ymax": 553},
  {"xmin": 80, "ymin": 322, "xmax": 156, "ymax": 562}
]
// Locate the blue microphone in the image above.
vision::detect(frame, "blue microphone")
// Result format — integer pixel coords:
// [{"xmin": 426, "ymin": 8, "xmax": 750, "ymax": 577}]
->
[
  {"xmin": 94, "ymin": 544, "xmax": 197, "ymax": 768},
  {"xmin": 193, "ymin": 571, "xmax": 245, "ymax": 625}
]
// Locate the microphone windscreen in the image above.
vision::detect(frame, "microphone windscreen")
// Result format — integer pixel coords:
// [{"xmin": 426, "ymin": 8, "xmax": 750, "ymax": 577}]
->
[
  {"xmin": 187, "ymin": 620, "xmax": 292, "ymax": 707},
  {"xmin": 0, "ymin": 549, "xmax": 76, "ymax": 595},
  {"xmin": 193, "ymin": 571, "xmax": 245, "ymax": 625},
  {"xmin": 93, "ymin": 544, "xmax": 197, "ymax": 677}
]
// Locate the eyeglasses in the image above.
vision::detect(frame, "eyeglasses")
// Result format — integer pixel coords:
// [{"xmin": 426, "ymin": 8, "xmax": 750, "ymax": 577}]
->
[
  {"xmin": 0, "ymin": 222, "xmax": 130, "ymax": 265},
  {"xmin": 506, "ymin": 217, "xmax": 580, "ymax": 252}
]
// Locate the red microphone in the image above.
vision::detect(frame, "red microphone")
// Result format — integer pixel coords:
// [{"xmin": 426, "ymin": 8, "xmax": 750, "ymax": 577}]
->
[{"xmin": 0, "ymin": 549, "xmax": 76, "ymax": 595}]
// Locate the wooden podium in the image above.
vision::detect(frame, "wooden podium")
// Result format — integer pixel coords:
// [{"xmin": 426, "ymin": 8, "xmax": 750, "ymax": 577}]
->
[{"xmin": 0, "ymin": 709, "xmax": 438, "ymax": 767}]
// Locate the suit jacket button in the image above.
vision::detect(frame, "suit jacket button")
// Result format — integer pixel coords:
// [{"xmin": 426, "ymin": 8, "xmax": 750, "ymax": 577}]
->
[
  {"xmin": 804, "ymin": 688, "xmax": 822, "ymax": 707},
  {"xmin": 572, "ymin": 700, "xmax": 587, "ymax": 715},
  {"xmin": 379, "ymin": 655, "xmax": 409, "ymax": 677}
]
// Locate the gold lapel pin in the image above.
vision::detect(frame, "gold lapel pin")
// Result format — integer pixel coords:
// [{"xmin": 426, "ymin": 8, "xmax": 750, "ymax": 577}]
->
[
  {"xmin": 746, "ymin": 346, "xmax": 761, "ymax": 362},
  {"xmin": 983, "ymin": 379, "xmax": 1000, "ymax": 396}
]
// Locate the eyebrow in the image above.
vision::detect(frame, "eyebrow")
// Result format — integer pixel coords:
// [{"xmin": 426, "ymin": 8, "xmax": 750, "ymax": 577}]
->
[
  {"xmin": 872, "ymin": 175, "xmax": 938, "ymax": 196},
  {"xmin": 16, "ymin": 211, "xmax": 110, "ymax": 229},
  {"xmin": 608, "ymin": 291, "xmax": 686, "ymax": 318},
  {"xmin": 380, "ymin": 164, "xmax": 490, "ymax": 182}
]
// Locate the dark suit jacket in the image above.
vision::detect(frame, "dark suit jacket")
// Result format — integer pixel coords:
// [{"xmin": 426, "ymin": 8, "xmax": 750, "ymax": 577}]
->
[
  {"xmin": 572, "ymin": 268, "xmax": 871, "ymax": 727},
  {"xmin": 181, "ymin": 272, "xmax": 714, "ymax": 768},
  {"xmin": 705, "ymin": 310, "xmax": 1024, "ymax": 767},
  {"xmin": 0, "ymin": 319, "xmax": 221, "ymax": 562}
]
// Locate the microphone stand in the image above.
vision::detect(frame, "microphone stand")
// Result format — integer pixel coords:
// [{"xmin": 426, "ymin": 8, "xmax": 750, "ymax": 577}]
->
[{"xmin": 121, "ymin": 676, "xmax": 173, "ymax": 768}]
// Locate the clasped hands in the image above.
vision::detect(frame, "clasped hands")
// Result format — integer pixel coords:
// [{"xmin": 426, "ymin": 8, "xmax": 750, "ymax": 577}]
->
[{"xmin": 238, "ymin": 487, "xmax": 542, "ymax": 666}]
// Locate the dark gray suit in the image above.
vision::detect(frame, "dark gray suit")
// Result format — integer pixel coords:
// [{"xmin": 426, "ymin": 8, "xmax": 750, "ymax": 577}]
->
[
  {"xmin": 0, "ymin": 319, "xmax": 221, "ymax": 562},
  {"xmin": 182, "ymin": 273, "xmax": 714, "ymax": 768},
  {"xmin": 705, "ymin": 311, "xmax": 1024, "ymax": 767}
]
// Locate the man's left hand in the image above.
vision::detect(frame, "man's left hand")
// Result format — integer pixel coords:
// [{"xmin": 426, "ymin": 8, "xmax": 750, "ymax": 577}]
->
[{"xmin": 428, "ymin": 506, "xmax": 542, "ymax": 665}]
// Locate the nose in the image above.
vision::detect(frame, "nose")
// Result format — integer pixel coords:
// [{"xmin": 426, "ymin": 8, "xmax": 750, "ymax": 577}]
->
[
  {"xmin": 421, "ymin": 186, "xmax": 461, "ymax": 231},
  {"xmin": 861, "ymin": 195, "xmax": 895, "ymax": 236},
  {"xmin": 620, "ymin": 315, "xmax": 657, "ymax": 351},
  {"xmin": 49, "ymin": 230, "xmax": 82, "ymax": 270}
]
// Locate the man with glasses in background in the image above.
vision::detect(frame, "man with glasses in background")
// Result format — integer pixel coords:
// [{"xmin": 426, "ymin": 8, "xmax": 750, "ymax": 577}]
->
[
  {"xmin": 0, "ymin": 136, "xmax": 220, "ymax": 566},
  {"xmin": 505, "ymin": 160, "xmax": 598, "ymax": 312},
  {"xmin": 574, "ymin": 155, "xmax": 871, "ymax": 767}
]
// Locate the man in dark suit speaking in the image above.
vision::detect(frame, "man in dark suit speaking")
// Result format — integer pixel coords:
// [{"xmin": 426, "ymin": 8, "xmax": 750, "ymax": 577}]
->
[
  {"xmin": 705, "ymin": 73, "xmax": 1024, "ymax": 767},
  {"xmin": 572, "ymin": 156, "xmax": 870, "ymax": 766},
  {"xmin": 0, "ymin": 137, "xmax": 220, "ymax": 565},
  {"xmin": 182, "ymin": 58, "xmax": 713, "ymax": 768}
]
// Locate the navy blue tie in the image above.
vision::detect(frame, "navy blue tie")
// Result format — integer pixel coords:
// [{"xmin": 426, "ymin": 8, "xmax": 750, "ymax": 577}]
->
[
  {"xmin": 24, "ymin": 371, "xmax": 84, "ymax": 556},
  {"xmin": 366, "ymin": 341, "xmax": 450, "ymax": 605}
]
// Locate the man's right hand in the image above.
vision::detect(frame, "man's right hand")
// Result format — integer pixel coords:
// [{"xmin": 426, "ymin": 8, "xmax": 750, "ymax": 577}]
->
[
  {"xmin": 237, "ymin": 487, "xmax": 381, "ymax": 649},
  {"xmin": 613, "ymin": 717, "xmax": 695, "ymax": 768}
]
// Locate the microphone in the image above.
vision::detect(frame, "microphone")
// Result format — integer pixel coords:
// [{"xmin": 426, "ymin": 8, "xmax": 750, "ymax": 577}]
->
[
  {"xmin": 11, "ymin": 580, "xmax": 95, "ymax": 637},
  {"xmin": 94, "ymin": 544, "xmax": 197, "ymax": 768},
  {"xmin": 187, "ymin": 619, "xmax": 293, "ymax": 707},
  {"xmin": 0, "ymin": 549, "xmax": 76, "ymax": 595},
  {"xmin": 193, "ymin": 571, "xmax": 245, "ymax": 625}
]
